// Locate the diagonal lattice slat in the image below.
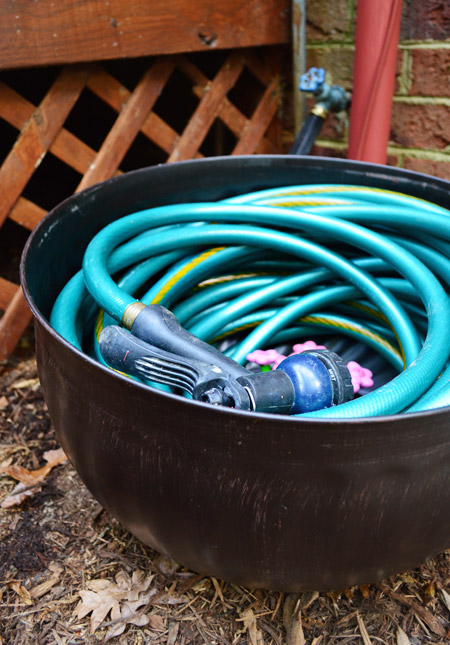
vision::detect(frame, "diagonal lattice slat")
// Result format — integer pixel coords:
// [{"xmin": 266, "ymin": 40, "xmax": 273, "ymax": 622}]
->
[
  {"xmin": 78, "ymin": 57, "xmax": 176, "ymax": 191},
  {"xmin": 0, "ymin": 81, "xmax": 97, "ymax": 176},
  {"xmin": 0, "ymin": 65, "xmax": 90, "ymax": 228},
  {"xmin": 168, "ymin": 51, "xmax": 245, "ymax": 162},
  {"xmin": 0, "ymin": 47, "xmax": 284, "ymax": 359},
  {"xmin": 87, "ymin": 66, "xmax": 186, "ymax": 158}
]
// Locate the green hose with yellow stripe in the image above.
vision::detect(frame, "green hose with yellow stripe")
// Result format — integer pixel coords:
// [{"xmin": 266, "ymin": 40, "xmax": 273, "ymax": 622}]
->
[{"xmin": 50, "ymin": 184, "xmax": 450, "ymax": 417}]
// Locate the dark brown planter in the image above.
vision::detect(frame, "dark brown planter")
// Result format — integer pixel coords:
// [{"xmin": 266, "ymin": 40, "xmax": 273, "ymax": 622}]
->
[{"xmin": 21, "ymin": 156, "xmax": 450, "ymax": 591}]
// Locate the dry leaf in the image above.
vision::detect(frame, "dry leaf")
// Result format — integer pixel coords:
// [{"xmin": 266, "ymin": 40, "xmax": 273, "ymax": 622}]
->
[
  {"xmin": 74, "ymin": 569, "xmax": 155, "ymax": 634},
  {"xmin": 1, "ymin": 482, "xmax": 42, "ymax": 509},
  {"xmin": 147, "ymin": 614, "xmax": 166, "ymax": 631},
  {"xmin": 0, "ymin": 395, "xmax": 8, "ymax": 410},
  {"xmin": 0, "ymin": 447, "xmax": 67, "ymax": 486},
  {"xmin": 75, "ymin": 579, "xmax": 127, "ymax": 632},
  {"xmin": 7, "ymin": 580, "xmax": 33, "ymax": 605},
  {"xmin": 397, "ymin": 626, "xmax": 411, "ymax": 645},
  {"xmin": 0, "ymin": 448, "xmax": 67, "ymax": 508}
]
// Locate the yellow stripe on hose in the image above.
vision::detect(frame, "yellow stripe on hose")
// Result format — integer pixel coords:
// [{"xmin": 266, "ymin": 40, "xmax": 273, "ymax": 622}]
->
[
  {"xmin": 212, "ymin": 322, "xmax": 260, "ymax": 342},
  {"xmin": 300, "ymin": 315, "xmax": 402, "ymax": 361},
  {"xmin": 345, "ymin": 301, "xmax": 406, "ymax": 367},
  {"xmin": 212, "ymin": 314, "xmax": 401, "ymax": 364},
  {"xmin": 270, "ymin": 186, "xmax": 428, "ymax": 203},
  {"xmin": 198, "ymin": 272, "xmax": 287, "ymax": 288},
  {"xmin": 151, "ymin": 246, "xmax": 226, "ymax": 304},
  {"xmin": 267, "ymin": 200, "xmax": 353, "ymax": 207},
  {"xmin": 95, "ymin": 309, "xmax": 104, "ymax": 343},
  {"xmin": 344, "ymin": 300, "xmax": 389, "ymax": 324}
]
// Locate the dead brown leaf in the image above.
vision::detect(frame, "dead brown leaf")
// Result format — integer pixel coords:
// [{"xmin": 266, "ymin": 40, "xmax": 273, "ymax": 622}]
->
[
  {"xmin": 1, "ymin": 482, "xmax": 41, "ymax": 508},
  {"xmin": 147, "ymin": 613, "xmax": 166, "ymax": 631},
  {"xmin": 73, "ymin": 569, "xmax": 155, "ymax": 636},
  {"xmin": 7, "ymin": 581, "xmax": 33, "ymax": 605},
  {"xmin": 0, "ymin": 395, "xmax": 8, "ymax": 410},
  {"xmin": 0, "ymin": 447, "xmax": 67, "ymax": 486},
  {"xmin": 0, "ymin": 447, "xmax": 67, "ymax": 508}
]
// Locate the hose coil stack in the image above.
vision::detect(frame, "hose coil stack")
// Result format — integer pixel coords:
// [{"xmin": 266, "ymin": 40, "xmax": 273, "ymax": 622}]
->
[{"xmin": 51, "ymin": 183, "xmax": 450, "ymax": 418}]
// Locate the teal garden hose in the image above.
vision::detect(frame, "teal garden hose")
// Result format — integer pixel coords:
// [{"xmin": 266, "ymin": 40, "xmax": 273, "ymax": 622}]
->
[{"xmin": 50, "ymin": 184, "xmax": 450, "ymax": 418}]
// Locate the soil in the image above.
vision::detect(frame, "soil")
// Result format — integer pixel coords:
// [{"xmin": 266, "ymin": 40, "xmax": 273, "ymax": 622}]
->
[{"xmin": 1, "ymin": 333, "xmax": 450, "ymax": 644}]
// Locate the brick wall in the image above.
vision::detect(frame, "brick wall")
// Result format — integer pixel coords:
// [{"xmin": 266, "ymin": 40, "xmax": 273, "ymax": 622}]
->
[{"xmin": 304, "ymin": 0, "xmax": 450, "ymax": 180}]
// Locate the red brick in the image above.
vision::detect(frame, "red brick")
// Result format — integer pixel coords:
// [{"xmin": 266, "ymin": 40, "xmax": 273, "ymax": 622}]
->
[
  {"xmin": 306, "ymin": 48, "xmax": 354, "ymax": 88},
  {"xmin": 390, "ymin": 103, "xmax": 450, "ymax": 150},
  {"xmin": 400, "ymin": 0, "xmax": 450, "ymax": 41},
  {"xmin": 410, "ymin": 49, "xmax": 450, "ymax": 97},
  {"xmin": 387, "ymin": 154, "xmax": 401, "ymax": 167},
  {"xmin": 306, "ymin": 0, "xmax": 349, "ymax": 42},
  {"xmin": 403, "ymin": 157, "xmax": 450, "ymax": 180},
  {"xmin": 320, "ymin": 112, "xmax": 348, "ymax": 141},
  {"xmin": 311, "ymin": 144, "xmax": 347, "ymax": 158}
]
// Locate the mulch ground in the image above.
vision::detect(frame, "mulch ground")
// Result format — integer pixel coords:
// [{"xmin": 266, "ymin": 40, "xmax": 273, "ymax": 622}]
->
[{"xmin": 1, "ymin": 334, "xmax": 450, "ymax": 644}]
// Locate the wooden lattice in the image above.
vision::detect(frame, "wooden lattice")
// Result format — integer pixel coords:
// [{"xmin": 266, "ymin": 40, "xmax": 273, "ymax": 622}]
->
[{"xmin": 0, "ymin": 47, "xmax": 283, "ymax": 359}]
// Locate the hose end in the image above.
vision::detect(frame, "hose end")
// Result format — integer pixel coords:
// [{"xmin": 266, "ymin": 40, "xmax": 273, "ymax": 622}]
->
[{"xmin": 277, "ymin": 350, "xmax": 354, "ymax": 414}]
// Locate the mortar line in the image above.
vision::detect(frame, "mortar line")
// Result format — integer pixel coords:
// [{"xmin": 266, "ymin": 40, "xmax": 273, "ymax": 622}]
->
[{"xmin": 314, "ymin": 139, "xmax": 450, "ymax": 162}]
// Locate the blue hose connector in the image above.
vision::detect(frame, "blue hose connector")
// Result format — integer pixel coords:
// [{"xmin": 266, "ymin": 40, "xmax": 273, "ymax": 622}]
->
[{"xmin": 277, "ymin": 350, "xmax": 354, "ymax": 414}]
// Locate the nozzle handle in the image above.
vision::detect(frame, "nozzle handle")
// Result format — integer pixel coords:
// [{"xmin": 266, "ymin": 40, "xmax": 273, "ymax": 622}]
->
[
  {"xmin": 99, "ymin": 325, "xmax": 251, "ymax": 409},
  {"xmin": 130, "ymin": 304, "xmax": 248, "ymax": 380}
]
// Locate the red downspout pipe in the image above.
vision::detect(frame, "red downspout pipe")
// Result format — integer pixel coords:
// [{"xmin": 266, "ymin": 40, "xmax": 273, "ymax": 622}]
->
[{"xmin": 347, "ymin": 0, "xmax": 403, "ymax": 163}]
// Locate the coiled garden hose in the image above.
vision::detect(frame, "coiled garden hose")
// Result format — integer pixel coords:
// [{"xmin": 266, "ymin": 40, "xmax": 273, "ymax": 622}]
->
[{"xmin": 50, "ymin": 184, "xmax": 450, "ymax": 418}]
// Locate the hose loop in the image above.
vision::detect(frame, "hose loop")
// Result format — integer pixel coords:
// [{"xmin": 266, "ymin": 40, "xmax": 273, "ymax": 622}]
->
[{"xmin": 51, "ymin": 184, "xmax": 450, "ymax": 418}]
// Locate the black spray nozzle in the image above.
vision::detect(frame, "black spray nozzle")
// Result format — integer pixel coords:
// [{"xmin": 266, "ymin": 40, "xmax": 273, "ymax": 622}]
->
[
  {"xmin": 99, "ymin": 305, "xmax": 354, "ymax": 415},
  {"xmin": 99, "ymin": 325, "xmax": 251, "ymax": 410}
]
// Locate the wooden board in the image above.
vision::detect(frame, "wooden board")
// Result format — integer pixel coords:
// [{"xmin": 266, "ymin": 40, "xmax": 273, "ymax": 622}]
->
[
  {"xmin": 0, "ymin": 0, "xmax": 289, "ymax": 70},
  {"xmin": 0, "ymin": 48, "xmax": 284, "ymax": 359}
]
